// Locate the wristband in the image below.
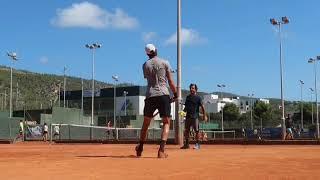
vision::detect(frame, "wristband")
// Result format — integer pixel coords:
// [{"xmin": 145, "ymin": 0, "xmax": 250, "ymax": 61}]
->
[{"xmin": 173, "ymin": 92, "xmax": 178, "ymax": 99}]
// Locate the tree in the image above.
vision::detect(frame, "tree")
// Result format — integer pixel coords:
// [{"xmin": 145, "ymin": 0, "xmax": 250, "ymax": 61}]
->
[
  {"xmin": 223, "ymin": 103, "xmax": 240, "ymax": 122},
  {"xmin": 292, "ymin": 102, "xmax": 313, "ymax": 128},
  {"xmin": 239, "ymin": 112, "xmax": 251, "ymax": 128},
  {"xmin": 254, "ymin": 101, "xmax": 274, "ymax": 128}
]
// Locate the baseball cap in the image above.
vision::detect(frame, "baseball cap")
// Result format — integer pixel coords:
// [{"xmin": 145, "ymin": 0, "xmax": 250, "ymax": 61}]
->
[{"xmin": 145, "ymin": 44, "xmax": 156, "ymax": 55}]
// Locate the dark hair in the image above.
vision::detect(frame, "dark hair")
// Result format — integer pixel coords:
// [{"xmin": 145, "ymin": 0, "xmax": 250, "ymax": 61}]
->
[
  {"xmin": 147, "ymin": 49, "xmax": 158, "ymax": 59},
  {"xmin": 189, "ymin": 83, "xmax": 198, "ymax": 91}
]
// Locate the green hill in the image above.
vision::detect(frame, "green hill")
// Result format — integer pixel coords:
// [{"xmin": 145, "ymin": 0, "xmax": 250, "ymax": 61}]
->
[{"xmin": 0, "ymin": 65, "xmax": 114, "ymax": 110}]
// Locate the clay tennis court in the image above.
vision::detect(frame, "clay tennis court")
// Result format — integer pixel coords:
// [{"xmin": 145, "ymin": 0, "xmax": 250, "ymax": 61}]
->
[{"xmin": 0, "ymin": 143, "xmax": 319, "ymax": 180}]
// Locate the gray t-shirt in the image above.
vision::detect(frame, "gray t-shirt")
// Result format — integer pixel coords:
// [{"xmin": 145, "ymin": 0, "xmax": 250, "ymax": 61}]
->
[{"xmin": 143, "ymin": 56, "xmax": 172, "ymax": 98}]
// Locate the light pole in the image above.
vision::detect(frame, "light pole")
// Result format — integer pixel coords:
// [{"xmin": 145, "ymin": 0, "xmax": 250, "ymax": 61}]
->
[
  {"xmin": 85, "ymin": 43, "xmax": 102, "ymax": 127},
  {"xmin": 123, "ymin": 91, "xmax": 128, "ymax": 116},
  {"xmin": 248, "ymin": 93, "xmax": 254, "ymax": 129},
  {"xmin": 58, "ymin": 82, "xmax": 61, "ymax": 107},
  {"xmin": 63, "ymin": 66, "xmax": 67, "ymax": 108},
  {"xmin": 112, "ymin": 75, "xmax": 119, "ymax": 128},
  {"xmin": 7, "ymin": 52, "xmax": 19, "ymax": 118},
  {"xmin": 81, "ymin": 77, "xmax": 84, "ymax": 114},
  {"xmin": 308, "ymin": 57, "xmax": 320, "ymax": 139},
  {"xmin": 217, "ymin": 84, "xmax": 226, "ymax": 131},
  {"xmin": 206, "ymin": 102, "xmax": 211, "ymax": 123},
  {"xmin": 310, "ymin": 88, "xmax": 314, "ymax": 125},
  {"xmin": 299, "ymin": 80, "xmax": 304, "ymax": 129},
  {"xmin": 270, "ymin": 16, "xmax": 289, "ymax": 140},
  {"xmin": 174, "ymin": 0, "xmax": 183, "ymax": 145},
  {"xmin": 4, "ymin": 90, "xmax": 7, "ymax": 110},
  {"xmin": 16, "ymin": 82, "xmax": 19, "ymax": 109}
]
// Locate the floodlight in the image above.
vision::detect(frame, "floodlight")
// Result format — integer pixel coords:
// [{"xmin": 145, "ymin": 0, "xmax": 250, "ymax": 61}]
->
[
  {"xmin": 112, "ymin": 75, "xmax": 119, "ymax": 81},
  {"xmin": 282, "ymin": 16, "xmax": 289, "ymax": 24},
  {"xmin": 270, "ymin": 18, "xmax": 278, "ymax": 25},
  {"xmin": 308, "ymin": 58, "xmax": 315, "ymax": 63},
  {"xmin": 299, "ymin": 80, "xmax": 304, "ymax": 84}
]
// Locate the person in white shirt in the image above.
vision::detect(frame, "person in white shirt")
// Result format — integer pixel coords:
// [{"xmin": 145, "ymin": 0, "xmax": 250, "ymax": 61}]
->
[
  {"xmin": 135, "ymin": 44, "xmax": 177, "ymax": 158},
  {"xmin": 15, "ymin": 120, "xmax": 24, "ymax": 141},
  {"xmin": 106, "ymin": 121, "xmax": 112, "ymax": 139},
  {"xmin": 43, "ymin": 123, "xmax": 48, "ymax": 142},
  {"xmin": 53, "ymin": 125, "xmax": 60, "ymax": 140}
]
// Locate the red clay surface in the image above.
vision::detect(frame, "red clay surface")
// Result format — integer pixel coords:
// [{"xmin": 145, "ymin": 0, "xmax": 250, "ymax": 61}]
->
[{"xmin": 0, "ymin": 143, "xmax": 320, "ymax": 180}]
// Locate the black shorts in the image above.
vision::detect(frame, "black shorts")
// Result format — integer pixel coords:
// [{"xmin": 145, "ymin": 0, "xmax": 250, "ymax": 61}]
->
[
  {"xmin": 185, "ymin": 117, "xmax": 199, "ymax": 132},
  {"xmin": 144, "ymin": 95, "xmax": 171, "ymax": 118}
]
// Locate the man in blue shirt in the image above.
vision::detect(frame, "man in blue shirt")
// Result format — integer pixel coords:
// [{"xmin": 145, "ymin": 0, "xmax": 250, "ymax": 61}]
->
[{"xmin": 181, "ymin": 83, "xmax": 207, "ymax": 150}]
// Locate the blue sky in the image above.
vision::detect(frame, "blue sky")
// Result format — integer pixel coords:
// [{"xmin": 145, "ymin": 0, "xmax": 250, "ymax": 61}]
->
[{"xmin": 1, "ymin": 0, "xmax": 320, "ymax": 101}]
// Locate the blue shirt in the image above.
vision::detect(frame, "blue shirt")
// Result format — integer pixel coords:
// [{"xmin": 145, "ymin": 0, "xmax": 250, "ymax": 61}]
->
[{"xmin": 184, "ymin": 94, "xmax": 203, "ymax": 119}]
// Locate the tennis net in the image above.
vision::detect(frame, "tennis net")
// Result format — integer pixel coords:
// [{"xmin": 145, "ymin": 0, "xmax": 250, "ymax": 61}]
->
[{"xmin": 50, "ymin": 123, "xmax": 165, "ymax": 142}]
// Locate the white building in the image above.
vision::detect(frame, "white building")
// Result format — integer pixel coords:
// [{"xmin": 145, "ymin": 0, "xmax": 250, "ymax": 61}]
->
[{"xmin": 203, "ymin": 94, "xmax": 269, "ymax": 114}]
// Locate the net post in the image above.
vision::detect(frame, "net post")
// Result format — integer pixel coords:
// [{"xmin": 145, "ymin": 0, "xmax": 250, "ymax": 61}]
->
[
  {"xmin": 59, "ymin": 124, "xmax": 61, "ymax": 141},
  {"xmin": 116, "ymin": 128, "xmax": 119, "ymax": 140},
  {"xmin": 68, "ymin": 124, "xmax": 71, "ymax": 141},
  {"xmin": 50, "ymin": 124, "xmax": 53, "ymax": 143},
  {"xmin": 9, "ymin": 119, "xmax": 12, "ymax": 140},
  {"xmin": 136, "ymin": 129, "xmax": 139, "ymax": 140},
  {"xmin": 90, "ymin": 126, "xmax": 92, "ymax": 141}
]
